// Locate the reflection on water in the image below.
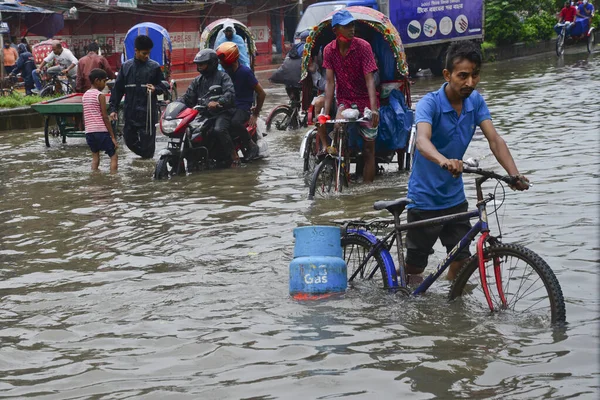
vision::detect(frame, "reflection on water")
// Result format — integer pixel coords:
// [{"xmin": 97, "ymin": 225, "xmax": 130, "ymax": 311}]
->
[{"xmin": 0, "ymin": 49, "xmax": 598, "ymax": 398}]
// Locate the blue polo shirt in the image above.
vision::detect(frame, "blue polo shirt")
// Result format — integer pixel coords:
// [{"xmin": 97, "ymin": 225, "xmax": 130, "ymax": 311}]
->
[{"xmin": 407, "ymin": 83, "xmax": 491, "ymax": 210}]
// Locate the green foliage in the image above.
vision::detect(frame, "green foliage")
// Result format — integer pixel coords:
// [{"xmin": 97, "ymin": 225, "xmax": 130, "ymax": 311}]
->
[
  {"xmin": 485, "ymin": 0, "xmax": 564, "ymax": 45},
  {"xmin": 521, "ymin": 11, "xmax": 558, "ymax": 42},
  {"xmin": 480, "ymin": 41, "xmax": 497, "ymax": 62},
  {"xmin": 592, "ymin": 13, "xmax": 600, "ymax": 30},
  {"xmin": 0, "ymin": 93, "xmax": 44, "ymax": 109},
  {"xmin": 485, "ymin": 0, "xmax": 522, "ymax": 45}
]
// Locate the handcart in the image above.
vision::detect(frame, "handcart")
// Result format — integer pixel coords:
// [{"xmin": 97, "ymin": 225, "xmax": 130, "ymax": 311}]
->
[{"xmin": 31, "ymin": 93, "xmax": 123, "ymax": 147}]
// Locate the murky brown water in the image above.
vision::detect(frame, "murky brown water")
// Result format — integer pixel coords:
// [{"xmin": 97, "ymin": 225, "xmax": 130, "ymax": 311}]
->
[{"xmin": 1, "ymin": 47, "xmax": 599, "ymax": 398}]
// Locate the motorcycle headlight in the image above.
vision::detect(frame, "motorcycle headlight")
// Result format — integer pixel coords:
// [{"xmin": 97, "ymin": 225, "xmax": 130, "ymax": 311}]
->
[{"xmin": 161, "ymin": 118, "xmax": 182, "ymax": 135}]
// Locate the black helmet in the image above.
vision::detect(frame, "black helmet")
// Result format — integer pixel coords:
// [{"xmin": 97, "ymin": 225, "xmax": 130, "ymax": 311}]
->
[
  {"xmin": 17, "ymin": 43, "xmax": 27, "ymax": 54},
  {"xmin": 193, "ymin": 49, "xmax": 218, "ymax": 76}
]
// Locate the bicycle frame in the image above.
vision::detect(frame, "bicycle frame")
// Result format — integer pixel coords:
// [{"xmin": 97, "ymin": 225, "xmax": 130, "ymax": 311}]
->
[{"xmin": 346, "ymin": 171, "xmax": 509, "ymax": 311}]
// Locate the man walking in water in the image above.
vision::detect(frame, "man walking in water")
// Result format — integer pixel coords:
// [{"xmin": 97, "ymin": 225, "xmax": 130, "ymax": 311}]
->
[
  {"xmin": 109, "ymin": 35, "xmax": 166, "ymax": 159},
  {"xmin": 404, "ymin": 41, "xmax": 529, "ymax": 284}
]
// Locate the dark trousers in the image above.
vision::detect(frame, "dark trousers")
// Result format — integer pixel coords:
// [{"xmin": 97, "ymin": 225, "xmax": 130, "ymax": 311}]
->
[
  {"xmin": 231, "ymin": 109, "xmax": 252, "ymax": 148},
  {"xmin": 124, "ymin": 123, "xmax": 156, "ymax": 159},
  {"xmin": 211, "ymin": 112, "xmax": 234, "ymax": 165},
  {"xmin": 4, "ymin": 66, "xmax": 15, "ymax": 75}
]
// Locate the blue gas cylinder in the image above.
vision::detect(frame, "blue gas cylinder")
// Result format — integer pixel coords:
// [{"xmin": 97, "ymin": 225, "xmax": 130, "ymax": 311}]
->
[{"xmin": 289, "ymin": 226, "xmax": 347, "ymax": 299}]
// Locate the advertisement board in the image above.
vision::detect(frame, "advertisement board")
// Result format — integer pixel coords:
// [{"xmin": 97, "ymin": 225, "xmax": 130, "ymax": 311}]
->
[{"xmin": 390, "ymin": 0, "xmax": 484, "ymax": 46}]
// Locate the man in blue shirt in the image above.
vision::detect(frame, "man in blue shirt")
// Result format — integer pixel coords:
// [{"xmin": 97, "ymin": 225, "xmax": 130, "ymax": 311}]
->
[
  {"xmin": 216, "ymin": 42, "xmax": 266, "ymax": 161},
  {"xmin": 577, "ymin": 0, "xmax": 595, "ymax": 18},
  {"xmin": 405, "ymin": 41, "xmax": 529, "ymax": 282}
]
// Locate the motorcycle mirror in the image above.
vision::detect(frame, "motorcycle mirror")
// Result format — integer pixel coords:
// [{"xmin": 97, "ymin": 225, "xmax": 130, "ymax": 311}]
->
[{"xmin": 208, "ymin": 85, "xmax": 222, "ymax": 95}]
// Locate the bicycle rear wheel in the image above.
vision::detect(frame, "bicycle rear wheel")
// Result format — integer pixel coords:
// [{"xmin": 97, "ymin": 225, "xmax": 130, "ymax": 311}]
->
[
  {"xmin": 449, "ymin": 243, "xmax": 566, "ymax": 324},
  {"xmin": 342, "ymin": 233, "xmax": 391, "ymax": 288},
  {"xmin": 266, "ymin": 108, "xmax": 292, "ymax": 131}
]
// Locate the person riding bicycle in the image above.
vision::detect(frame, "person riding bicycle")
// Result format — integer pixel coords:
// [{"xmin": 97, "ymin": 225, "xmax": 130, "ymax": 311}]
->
[
  {"xmin": 179, "ymin": 49, "xmax": 237, "ymax": 168},
  {"xmin": 33, "ymin": 41, "xmax": 78, "ymax": 93},
  {"xmin": 108, "ymin": 35, "xmax": 166, "ymax": 159},
  {"xmin": 319, "ymin": 9, "xmax": 380, "ymax": 183},
  {"xmin": 405, "ymin": 41, "xmax": 529, "ymax": 284},
  {"xmin": 9, "ymin": 44, "xmax": 35, "ymax": 96},
  {"xmin": 556, "ymin": 1, "xmax": 578, "ymax": 33},
  {"xmin": 216, "ymin": 42, "xmax": 265, "ymax": 161}
]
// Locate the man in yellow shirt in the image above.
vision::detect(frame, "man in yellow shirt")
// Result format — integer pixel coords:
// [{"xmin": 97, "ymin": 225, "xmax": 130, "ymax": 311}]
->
[{"xmin": 3, "ymin": 41, "xmax": 19, "ymax": 75}]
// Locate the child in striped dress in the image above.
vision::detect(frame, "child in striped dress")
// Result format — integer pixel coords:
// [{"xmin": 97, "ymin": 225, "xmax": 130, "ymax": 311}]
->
[{"xmin": 83, "ymin": 69, "xmax": 118, "ymax": 173}]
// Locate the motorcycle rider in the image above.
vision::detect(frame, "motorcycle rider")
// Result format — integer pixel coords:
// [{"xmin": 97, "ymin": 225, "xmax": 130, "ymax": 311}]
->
[
  {"xmin": 109, "ymin": 35, "xmax": 166, "ymax": 159},
  {"xmin": 180, "ymin": 49, "xmax": 237, "ymax": 167},
  {"xmin": 216, "ymin": 42, "xmax": 265, "ymax": 161}
]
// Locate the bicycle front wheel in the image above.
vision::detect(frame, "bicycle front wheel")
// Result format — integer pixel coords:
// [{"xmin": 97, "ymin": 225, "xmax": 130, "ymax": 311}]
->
[
  {"xmin": 556, "ymin": 33, "xmax": 565, "ymax": 56},
  {"xmin": 342, "ymin": 233, "xmax": 391, "ymax": 289},
  {"xmin": 449, "ymin": 243, "xmax": 566, "ymax": 324}
]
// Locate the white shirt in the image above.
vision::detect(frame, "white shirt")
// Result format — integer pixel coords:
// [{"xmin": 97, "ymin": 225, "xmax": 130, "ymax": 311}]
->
[{"xmin": 44, "ymin": 48, "xmax": 78, "ymax": 77}]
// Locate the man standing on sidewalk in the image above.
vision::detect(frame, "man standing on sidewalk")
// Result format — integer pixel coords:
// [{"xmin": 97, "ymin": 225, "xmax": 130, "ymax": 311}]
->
[{"xmin": 3, "ymin": 40, "xmax": 19, "ymax": 75}]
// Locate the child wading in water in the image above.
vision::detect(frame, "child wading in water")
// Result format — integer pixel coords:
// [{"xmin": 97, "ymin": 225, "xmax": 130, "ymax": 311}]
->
[{"xmin": 83, "ymin": 69, "xmax": 118, "ymax": 173}]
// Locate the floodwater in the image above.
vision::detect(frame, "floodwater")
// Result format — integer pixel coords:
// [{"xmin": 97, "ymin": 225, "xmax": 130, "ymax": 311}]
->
[{"xmin": 1, "ymin": 47, "xmax": 598, "ymax": 399}]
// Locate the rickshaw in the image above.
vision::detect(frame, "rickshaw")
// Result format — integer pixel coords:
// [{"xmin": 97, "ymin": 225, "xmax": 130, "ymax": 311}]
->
[
  {"xmin": 298, "ymin": 6, "xmax": 414, "ymax": 197},
  {"xmin": 555, "ymin": 16, "xmax": 596, "ymax": 56},
  {"xmin": 199, "ymin": 18, "xmax": 257, "ymax": 70},
  {"xmin": 123, "ymin": 22, "xmax": 177, "ymax": 100}
]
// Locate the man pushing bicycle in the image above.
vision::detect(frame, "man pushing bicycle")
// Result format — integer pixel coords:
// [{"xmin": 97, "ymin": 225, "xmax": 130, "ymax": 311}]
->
[{"xmin": 406, "ymin": 41, "xmax": 529, "ymax": 283}]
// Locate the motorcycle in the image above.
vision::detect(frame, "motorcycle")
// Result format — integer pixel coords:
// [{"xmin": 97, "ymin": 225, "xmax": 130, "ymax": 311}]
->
[{"xmin": 154, "ymin": 85, "xmax": 266, "ymax": 180}]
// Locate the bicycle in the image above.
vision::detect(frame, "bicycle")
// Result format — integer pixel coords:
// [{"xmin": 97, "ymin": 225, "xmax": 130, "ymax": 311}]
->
[
  {"xmin": 339, "ymin": 160, "xmax": 566, "ymax": 324},
  {"xmin": 555, "ymin": 21, "xmax": 596, "ymax": 56},
  {"xmin": 307, "ymin": 115, "xmax": 362, "ymax": 200},
  {"xmin": 266, "ymin": 86, "xmax": 316, "ymax": 132},
  {"xmin": 38, "ymin": 66, "xmax": 74, "ymax": 97}
]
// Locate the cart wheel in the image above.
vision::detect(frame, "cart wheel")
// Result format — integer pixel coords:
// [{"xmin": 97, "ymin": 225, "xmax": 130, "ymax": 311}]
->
[
  {"xmin": 44, "ymin": 116, "xmax": 62, "ymax": 147},
  {"xmin": 44, "ymin": 116, "xmax": 51, "ymax": 147},
  {"xmin": 587, "ymin": 31, "xmax": 595, "ymax": 53}
]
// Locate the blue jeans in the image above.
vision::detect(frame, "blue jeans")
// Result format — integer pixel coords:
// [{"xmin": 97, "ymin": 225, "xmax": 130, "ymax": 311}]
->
[{"xmin": 32, "ymin": 69, "xmax": 43, "ymax": 91}]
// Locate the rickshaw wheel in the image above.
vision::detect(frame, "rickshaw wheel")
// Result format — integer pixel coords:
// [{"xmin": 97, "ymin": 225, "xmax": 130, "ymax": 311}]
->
[
  {"xmin": 303, "ymin": 129, "xmax": 318, "ymax": 175},
  {"xmin": 587, "ymin": 32, "xmax": 595, "ymax": 53},
  {"xmin": 44, "ymin": 116, "xmax": 61, "ymax": 147}
]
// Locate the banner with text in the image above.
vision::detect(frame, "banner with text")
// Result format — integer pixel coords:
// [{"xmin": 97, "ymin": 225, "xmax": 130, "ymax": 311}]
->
[{"xmin": 390, "ymin": 0, "xmax": 484, "ymax": 45}]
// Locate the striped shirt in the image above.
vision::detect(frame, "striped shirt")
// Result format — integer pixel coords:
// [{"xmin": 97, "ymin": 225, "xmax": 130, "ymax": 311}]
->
[{"xmin": 83, "ymin": 89, "xmax": 108, "ymax": 134}]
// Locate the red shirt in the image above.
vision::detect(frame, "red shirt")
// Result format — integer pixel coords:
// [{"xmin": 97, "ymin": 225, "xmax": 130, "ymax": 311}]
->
[
  {"xmin": 76, "ymin": 52, "xmax": 115, "ymax": 93},
  {"xmin": 559, "ymin": 6, "xmax": 577, "ymax": 22},
  {"xmin": 322, "ymin": 37, "xmax": 378, "ymax": 113}
]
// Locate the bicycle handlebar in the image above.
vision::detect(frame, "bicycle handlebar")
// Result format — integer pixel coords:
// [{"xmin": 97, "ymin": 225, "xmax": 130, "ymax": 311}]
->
[
  {"xmin": 324, "ymin": 117, "xmax": 369, "ymax": 124},
  {"xmin": 442, "ymin": 161, "xmax": 529, "ymax": 187}
]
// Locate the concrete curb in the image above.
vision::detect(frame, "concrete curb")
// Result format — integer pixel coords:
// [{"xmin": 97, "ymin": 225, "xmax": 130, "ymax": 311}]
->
[{"xmin": 0, "ymin": 106, "xmax": 45, "ymax": 131}]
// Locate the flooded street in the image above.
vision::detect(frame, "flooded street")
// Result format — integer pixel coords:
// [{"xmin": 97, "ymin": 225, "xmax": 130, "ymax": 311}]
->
[{"xmin": 1, "ymin": 48, "xmax": 598, "ymax": 398}]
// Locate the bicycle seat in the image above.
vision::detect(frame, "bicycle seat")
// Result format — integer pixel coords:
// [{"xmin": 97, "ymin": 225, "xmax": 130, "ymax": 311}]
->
[{"xmin": 373, "ymin": 197, "xmax": 413, "ymax": 214}]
